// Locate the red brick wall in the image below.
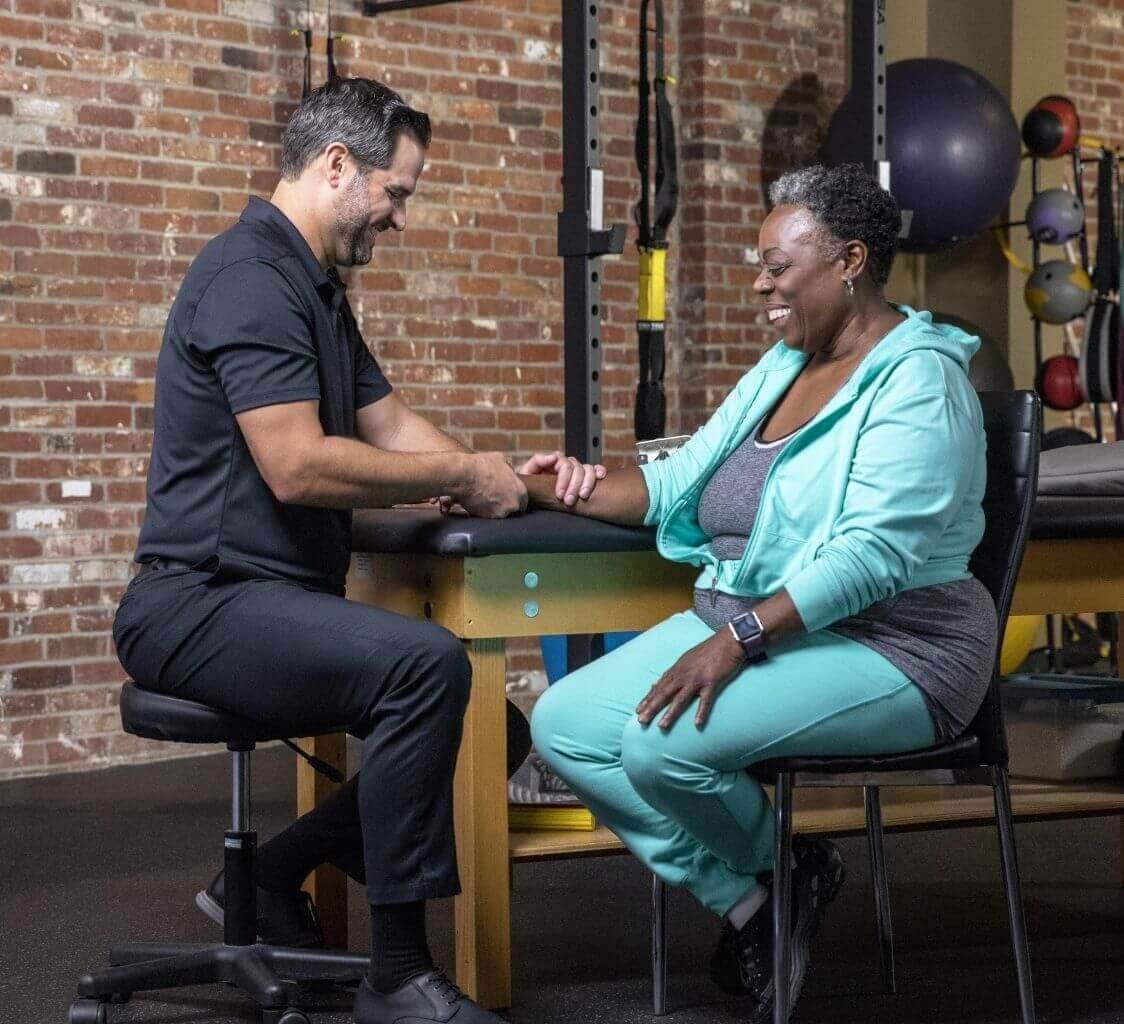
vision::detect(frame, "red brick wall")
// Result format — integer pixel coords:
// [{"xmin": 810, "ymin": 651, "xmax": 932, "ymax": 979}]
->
[
  {"xmin": 0, "ymin": 0, "xmax": 846, "ymax": 779},
  {"xmin": 1055, "ymin": 0, "xmax": 1124, "ymax": 442}
]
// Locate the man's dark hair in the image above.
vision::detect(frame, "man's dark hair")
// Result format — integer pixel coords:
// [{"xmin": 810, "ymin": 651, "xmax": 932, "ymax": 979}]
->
[
  {"xmin": 768, "ymin": 163, "xmax": 901, "ymax": 286},
  {"xmin": 280, "ymin": 77, "xmax": 432, "ymax": 181}
]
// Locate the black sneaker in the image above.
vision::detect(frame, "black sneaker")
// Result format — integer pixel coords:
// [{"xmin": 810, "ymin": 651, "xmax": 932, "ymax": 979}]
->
[
  {"xmin": 710, "ymin": 837, "xmax": 846, "ymax": 1020},
  {"xmin": 195, "ymin": 869, "xmax": 324, "ymax": 948},
  {"xmin": 352, "ymin": 969, "xmax": 507, "ymax": 1023}
]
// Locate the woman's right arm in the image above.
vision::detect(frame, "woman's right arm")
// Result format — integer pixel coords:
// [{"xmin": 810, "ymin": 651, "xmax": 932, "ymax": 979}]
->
[{"xmin": 521, "ymin": 467, "xmax": 651, "ymax": 526}]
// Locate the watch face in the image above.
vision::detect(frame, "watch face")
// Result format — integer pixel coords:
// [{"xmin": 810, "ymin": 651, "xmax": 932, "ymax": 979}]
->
[{"xmin": 733, "ymin": 613, "xmax": 762, "ymax": 641}]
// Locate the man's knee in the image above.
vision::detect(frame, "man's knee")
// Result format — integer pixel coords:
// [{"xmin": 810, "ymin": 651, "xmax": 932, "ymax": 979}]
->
[{"xmin": 422, "ymin": 628, "xmax": 472, "ymax": 708}]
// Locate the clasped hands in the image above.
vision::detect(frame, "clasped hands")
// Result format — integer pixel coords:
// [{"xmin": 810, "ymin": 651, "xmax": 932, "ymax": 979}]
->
[{"xmin": 426, "ymin": 450, "xmax": 607, "ymax": 516}]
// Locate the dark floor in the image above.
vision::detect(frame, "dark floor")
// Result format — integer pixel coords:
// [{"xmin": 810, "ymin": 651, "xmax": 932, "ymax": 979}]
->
[{"xmin": 4, "ymin": 747, "xmax": 1124, "ymax": 1024}]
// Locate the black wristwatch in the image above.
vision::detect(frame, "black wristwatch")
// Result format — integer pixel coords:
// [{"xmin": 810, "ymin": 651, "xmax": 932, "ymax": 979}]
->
[{"xmin": 728, "ymin": 611, "xmax": 768, "ymax": 664}]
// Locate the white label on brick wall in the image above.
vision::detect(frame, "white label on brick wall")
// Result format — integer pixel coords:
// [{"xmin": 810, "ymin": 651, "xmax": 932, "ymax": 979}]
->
[
  {"xmin": 222, "ymin": 0, "xmax": 273, "ymax": 23},
  {"xmin": 14, "ymin": 97, "xmax": 73, "ymax": 123},
  {"xmin": 12, "ymin": 563, "xmax": 71, "ymax": 585},
  {"xmin": 352, "ymin": 553, "xmax": 374, "ymax": 579},
  {"xmin": 16, "ymin": 508, "xmax": 68, "ymax": 530},
  {"xmin": 77, "ymin": 2, "xmax": 115, "ymax": 24},
  {"xmin": 74, "ymin": 560, "xmax": 131, "ymax": 583},
  {"xmin": 75, "ymin": 356, "xmax": 134, "ymax": 378},
  {"xmin": 523, "ymin": 39, "xmax": 550, "ymax": 61},
  {"xmin": 0, "ymin": 174, "xmax": 45, "ymax": 197},
  {"xmin": 61, "ymin": 481, "xmax": 93, "ymax": 498}
]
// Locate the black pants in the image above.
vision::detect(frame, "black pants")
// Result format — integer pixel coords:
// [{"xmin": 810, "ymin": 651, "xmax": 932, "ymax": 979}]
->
[{"xmin": 113, "ymin": 564, "xmax": 475, "ymax": 905}]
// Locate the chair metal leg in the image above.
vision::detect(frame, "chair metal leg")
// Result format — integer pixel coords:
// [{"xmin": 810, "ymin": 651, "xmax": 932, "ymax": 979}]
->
[
  {"xmin": 772, "ymin": 771, "xmax": 794, "ymax": 1024},
  {"xmin": 863, "ymin": 786, "xmax": 896, "ymax": 994},
  {"xmin": 992, "ymin": 767, "xmax": 1037, "ymax": 1024},
  {"xmin": 651, "ymin": 875, "xmax": 668, "ymax": 1015}
]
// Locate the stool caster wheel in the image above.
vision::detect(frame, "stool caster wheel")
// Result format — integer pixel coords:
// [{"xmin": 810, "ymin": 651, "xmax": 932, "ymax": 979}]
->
[
  {"xmin": 68, "ymin": 999, "xmax": 108, "ymax": 1024},
  {"xmin": 266, "ymin": 1011, "xmax": 310, "ymax": 1024}
]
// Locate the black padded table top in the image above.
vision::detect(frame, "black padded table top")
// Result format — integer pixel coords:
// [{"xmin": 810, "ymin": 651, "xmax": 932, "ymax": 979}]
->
[
  {"xmin": 352, "ymin": 508, "xmax": 656, "ymax": 556},
  {"xmin": 352, "ymin": 498, "xmax": 1124, "ymax": 558},
  {"xmin": 1030, "ymin": 495, "xmax": 1124, "ymax": 540}
]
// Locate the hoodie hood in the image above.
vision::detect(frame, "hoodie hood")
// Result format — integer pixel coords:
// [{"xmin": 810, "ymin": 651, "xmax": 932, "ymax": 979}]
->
[{"xmin": 764, "ymin": 304, "xmax": 981, "ymax": 384}]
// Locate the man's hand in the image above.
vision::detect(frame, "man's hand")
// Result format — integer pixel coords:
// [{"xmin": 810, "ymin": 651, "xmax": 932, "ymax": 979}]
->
[
  {"xmin": 457, "ymin": 452, "xmax": 527, "ymax": 518},
  {"xmin": 519, "ymin": 451, "xmax": 607, "ymax": 507},
  {"xmin": 636, "ymin": 628, "xmax": 747, "ymax": 730}
]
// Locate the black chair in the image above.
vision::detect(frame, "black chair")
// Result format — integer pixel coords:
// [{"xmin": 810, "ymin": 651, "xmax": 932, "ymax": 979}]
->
[
  {"xmin": 70, "ymin": 684, "xmax": 369, "ymax": 1024},
  {"xmin": 650, "ymin": 390, "xmax": 1041, "ymax": 1024}
]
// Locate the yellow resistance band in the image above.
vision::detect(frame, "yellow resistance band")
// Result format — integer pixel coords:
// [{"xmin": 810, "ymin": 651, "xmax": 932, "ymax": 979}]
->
[{"xmin": 638, "ymin": 246, "xmax": 667, "ymax": 322}]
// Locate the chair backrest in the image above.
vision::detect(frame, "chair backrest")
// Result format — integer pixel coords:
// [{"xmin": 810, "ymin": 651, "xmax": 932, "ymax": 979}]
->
[{"xmin": 965, "ymin": 391, "xmax": 1042, "ymax": 766}]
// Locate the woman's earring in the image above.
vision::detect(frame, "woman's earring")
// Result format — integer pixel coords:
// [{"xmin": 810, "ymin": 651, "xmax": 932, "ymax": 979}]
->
[{"xmin": 844, "ymin": 277, "xmax": 855, "ymax": 297}]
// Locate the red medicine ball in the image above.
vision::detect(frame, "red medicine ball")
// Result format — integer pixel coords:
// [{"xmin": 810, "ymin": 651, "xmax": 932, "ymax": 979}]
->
[
  {"xmin": 1036, "ymin": 354, "xmax": 1083, "ymax": 410},
  {"xmin": 1021, "ymin": 95, "xmax": 1080, "ymax": 159}
]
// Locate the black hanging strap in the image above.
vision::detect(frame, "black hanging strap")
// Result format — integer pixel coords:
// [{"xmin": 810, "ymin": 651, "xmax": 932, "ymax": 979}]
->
[
  {"xmin": 326, "ymin": 0, "xmax": 339, "ymax": 83},
  {"xmin": 302, "ymin": 0, "xmax": 312, "ymax": 98},
  {"xmin": 633, "ymin": 0, "xmax": 678, "ymax": 442},
  {"xmin": 1093, "ymin": 150, "xmax": 1119, "ymax": 295},
  {"xmin": 282, "ymin": 738, "xmax": 346, "ymax": 785}
]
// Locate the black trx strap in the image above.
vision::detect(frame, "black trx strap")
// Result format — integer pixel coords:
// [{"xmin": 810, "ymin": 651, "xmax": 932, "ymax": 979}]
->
[
  {"xmin": 326, "ymin": 0, "xmax": 339, "ymax": 83},
  {"xmin": 282, "ymin": 738, "xmax": 346, "ymax": 784},
  {"xmin": 301, "ymin": 0, "xmax": 313, "ymax": 99},
  {"xmin": 633, "ymin": 0, "xmax": 678, "ymax": 441},
  {"xmin": 1093, "ymin": 149, "xmax": 1118, "ymax": 296}
]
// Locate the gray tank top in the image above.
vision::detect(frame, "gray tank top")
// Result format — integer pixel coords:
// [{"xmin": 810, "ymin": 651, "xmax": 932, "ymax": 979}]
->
[{"xmin": 694, "ymin": 422, "xmax": 996, "ymax": 743}]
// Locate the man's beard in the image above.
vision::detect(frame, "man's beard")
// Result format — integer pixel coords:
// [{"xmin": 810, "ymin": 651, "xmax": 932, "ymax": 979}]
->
[{"xmin": 334, "ymin": 178, "xmax": 381, "ymax": 267}]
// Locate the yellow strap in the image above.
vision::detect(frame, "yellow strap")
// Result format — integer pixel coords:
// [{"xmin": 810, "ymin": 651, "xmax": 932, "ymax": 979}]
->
[
  {"xmin": 990, "ymin": 226, "xmax": 1031, "ymax": 275},
  {"xmin": 638, "ymin": 247, "xmax": 667, "ymax": 322}
]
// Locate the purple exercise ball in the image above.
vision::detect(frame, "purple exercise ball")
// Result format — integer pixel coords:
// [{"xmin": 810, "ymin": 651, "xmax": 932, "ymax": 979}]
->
[{"xmin": 825, "ymin": 59, "xmax": 1022, "ymax": 253}]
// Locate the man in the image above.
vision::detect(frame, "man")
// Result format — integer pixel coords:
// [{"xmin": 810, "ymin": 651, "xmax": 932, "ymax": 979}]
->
[{"xmin": 112, "ymin": 77, "xmax": 603, "ymax": 1024}]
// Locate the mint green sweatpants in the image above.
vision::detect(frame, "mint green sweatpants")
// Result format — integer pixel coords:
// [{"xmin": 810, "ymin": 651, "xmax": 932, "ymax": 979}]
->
[{"xmin": 530, "ymin": 610, "xmax": 936, "ymax": 917}]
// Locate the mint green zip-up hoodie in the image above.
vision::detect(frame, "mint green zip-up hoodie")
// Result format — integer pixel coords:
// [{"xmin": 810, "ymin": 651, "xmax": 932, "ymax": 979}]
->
[{"xmin": 639, "ymin": 306, "xmax": 987, "ymax": 634}]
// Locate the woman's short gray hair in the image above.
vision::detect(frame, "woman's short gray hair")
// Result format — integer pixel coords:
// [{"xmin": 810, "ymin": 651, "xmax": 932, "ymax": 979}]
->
[{"xmin": 768, "ymin": 164, "xmax": 901, "ymax": 286}]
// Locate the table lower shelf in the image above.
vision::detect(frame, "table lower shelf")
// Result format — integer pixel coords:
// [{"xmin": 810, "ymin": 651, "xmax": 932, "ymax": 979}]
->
[{"xmin": 508, "ymin": 779, "xmax": 1124, "ymax": 860}]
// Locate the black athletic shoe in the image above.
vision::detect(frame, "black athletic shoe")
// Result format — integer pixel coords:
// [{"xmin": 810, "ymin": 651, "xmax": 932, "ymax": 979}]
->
[
  {"xmin": 352, "ymin": 969, "xmax": 507, "ymax": 1023},
  {"xmin": 710, "ymin": 836, "xmax": 846, "ymax": 1021},
  {"xmin": 195, "ymin": 869, "xmax": 324, "ymax": 948}
]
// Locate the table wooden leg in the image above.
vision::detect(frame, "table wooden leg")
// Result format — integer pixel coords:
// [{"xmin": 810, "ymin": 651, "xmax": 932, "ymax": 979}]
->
[
  {"xmin": 1117, "ymin": 614, "xmax": 1124, "ymax": 888},
  {"xmin": 454, "ymin": 637, "xmax": 511, "ymax": 1009},
  {"xmin": 296, "ymin": 732, "xmax": 350, "ymax": 949},
  {"xmin": 1116, "ymin": 613, "xmax": 1124, "ymax": 680}
]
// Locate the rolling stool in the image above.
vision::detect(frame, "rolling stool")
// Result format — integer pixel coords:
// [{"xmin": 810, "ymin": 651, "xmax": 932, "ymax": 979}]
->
[{"xmin": 70, "ymin": 683, "xmax": 369, "ymax": 1024}]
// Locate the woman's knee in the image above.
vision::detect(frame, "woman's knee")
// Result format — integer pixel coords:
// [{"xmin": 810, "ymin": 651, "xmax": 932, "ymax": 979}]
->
[
  {"xmin": 529, "ymin": 682, "xmax": 583, "ymax": 762},
  {"xmin": 620, "ymin": 718, "xmax": 673, "ymax": 792}
]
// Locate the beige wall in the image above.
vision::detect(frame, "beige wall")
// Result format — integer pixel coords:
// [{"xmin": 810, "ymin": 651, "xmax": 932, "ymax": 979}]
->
[{"xmin": 883, "ymin": 0, "xmax": 1016, "ymax": 352}]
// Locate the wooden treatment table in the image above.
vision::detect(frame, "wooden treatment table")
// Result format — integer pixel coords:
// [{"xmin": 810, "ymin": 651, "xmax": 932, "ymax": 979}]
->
[{"xmin": 296, "ymin": 500, "xmax": 1124, "ymax": 1009}]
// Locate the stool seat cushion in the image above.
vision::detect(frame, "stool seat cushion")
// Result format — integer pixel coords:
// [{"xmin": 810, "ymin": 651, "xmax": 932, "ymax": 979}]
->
[
  {"xmin": 749, "ymin": 733, "xmax": 981, "ymax": 779},
  {"xmin": 120, "ymin": 683, "xmax": 291, "ymax": 745}
]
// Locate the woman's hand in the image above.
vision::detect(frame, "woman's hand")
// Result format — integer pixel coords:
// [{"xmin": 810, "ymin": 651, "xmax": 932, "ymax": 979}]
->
[
  {"xmin": 636, "ymin": 628, "xmax": 747, "ymax": 730},
  {"xmin": 518, "ymin": 450, "xmax": 607, "ymax": 507}
]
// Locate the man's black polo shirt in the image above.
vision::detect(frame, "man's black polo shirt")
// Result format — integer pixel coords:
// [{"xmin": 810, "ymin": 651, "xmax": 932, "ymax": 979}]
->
[{"xmin": 135, "ymin": 196, "xmax": 392, "ymax": 593}]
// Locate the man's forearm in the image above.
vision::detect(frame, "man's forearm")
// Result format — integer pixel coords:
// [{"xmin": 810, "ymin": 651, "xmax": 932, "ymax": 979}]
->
[
  {"xmin": 521, "ymin": 467, "xmax": 650, "ymax": 526},
  {"xmin": 289, "ymin": 434, "xmax": 472, "ymax": 509},
  {"xmin": 390, "ymin": 409, "xmax": 472, "ymax": 455}
]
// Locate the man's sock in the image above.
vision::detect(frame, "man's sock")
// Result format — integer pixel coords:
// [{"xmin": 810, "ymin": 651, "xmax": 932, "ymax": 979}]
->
[
  {"xmin": 727, "ymin": 884, "xmax": 768, "ymax": 931},
  {"xmin": 368, "ymin": 900, "xmax": 435, "ymax": 993}
]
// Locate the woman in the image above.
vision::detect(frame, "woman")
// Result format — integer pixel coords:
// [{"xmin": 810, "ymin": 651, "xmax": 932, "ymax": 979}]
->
[{"xmin": 521, "ymin": 163, "xmax": 996, "ymax": 1021}]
